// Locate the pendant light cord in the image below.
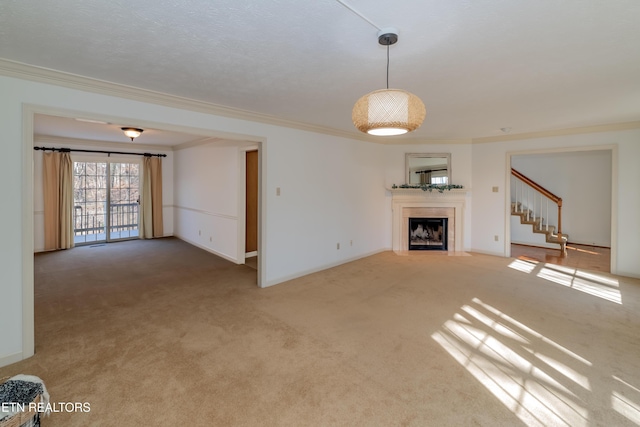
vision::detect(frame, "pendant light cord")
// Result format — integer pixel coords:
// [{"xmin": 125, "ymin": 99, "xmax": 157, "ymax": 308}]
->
[{"xmin": 386, "ymin": 44, "xmax": 390, "ymax": 89}]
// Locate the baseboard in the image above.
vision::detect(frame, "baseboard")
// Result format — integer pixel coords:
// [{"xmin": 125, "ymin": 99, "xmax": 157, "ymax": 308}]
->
[
  {"xmin": 468, "ymin": 248, "xmax": 507, "ymax": 258},
  {"xmin": 0, "ymin": 351, "xmax": 25, "ymax": 369},
  {"xmin": 263, "ymin": 248, "xmax": 388, "ymax": 288},
  {"xmin": 611, "ymin": 268, "xmax": 640, "ymax": 280},
  {"xmin": 245, "ymin": 251, "xmax": 257, "ymax": 257},
  {"xmin": 175, "ymin": 235, "xmax": 238, "ymax": 264},
  {"xmin": 511, "ymin": 240, "xmax": 560, "ymax": 250},
  {"xmin": 566, "ymin": 241, "xmax": 611, "ymax": 249}
]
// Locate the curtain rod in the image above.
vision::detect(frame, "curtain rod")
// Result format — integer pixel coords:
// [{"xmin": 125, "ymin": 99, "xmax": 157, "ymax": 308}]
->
[{"xmin": 33, "ymin": 146, "xmax": 166, "ymax": 158}]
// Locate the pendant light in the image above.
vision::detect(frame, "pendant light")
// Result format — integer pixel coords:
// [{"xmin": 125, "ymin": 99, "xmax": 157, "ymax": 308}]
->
[
  {"xmin": 121, "ymin": 127, "xmax": 144, "ymax": 141},
  {"xmin": 352, "ymin": 29, "xmax": 426, "ymax": 136}
]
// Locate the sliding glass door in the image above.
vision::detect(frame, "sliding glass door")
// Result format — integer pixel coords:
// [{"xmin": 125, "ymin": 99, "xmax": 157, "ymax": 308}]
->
[
  {"xmin": 73, "ymin": 160, "xmax": 140, "ymax": 245},
  {"xmin": 109, "ymin": 162, "xmax": 140, "ymax": 240}
]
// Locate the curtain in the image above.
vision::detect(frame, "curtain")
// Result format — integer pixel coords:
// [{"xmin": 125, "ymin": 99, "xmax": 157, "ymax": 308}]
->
[
  {"xmin": 140, "ymin": 156, "xmax": 163, "ymax": 238},
  {"xmin": 420, "ymin": 171, "xmax": 432, "ymax": 185},
  {"xmin": 43, "ymin": 152, "xmax": 74, "ymax": 250}
]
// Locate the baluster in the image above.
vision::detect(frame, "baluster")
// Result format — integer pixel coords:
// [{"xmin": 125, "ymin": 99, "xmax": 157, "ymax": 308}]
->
[
  {"xmin": 546, "ymin": 199, "xmax": 549, "ymax": 231},
  {"xmin": 527, "ymin": 187, "xmax": 531, "ymax": 221},
  {"xmin": 516, "ymin": 179, "xmax": 519, "ymax": 212},
  {"xmin": 518, "ymin": 180, "xmax": 521, "ymax": 212},
  {"xmin": 518, "ymin": 182, "xmax": 524, "ymax": 213},
  {"xmin": 532, "ymin": 189, "xmax": 536, "ymax": 222}
]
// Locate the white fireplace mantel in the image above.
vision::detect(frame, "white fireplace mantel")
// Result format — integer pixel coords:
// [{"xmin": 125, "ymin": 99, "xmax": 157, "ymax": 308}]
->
[{"xmin": 389, "ymin": 188, "xmax": 470, "ymax": 252}]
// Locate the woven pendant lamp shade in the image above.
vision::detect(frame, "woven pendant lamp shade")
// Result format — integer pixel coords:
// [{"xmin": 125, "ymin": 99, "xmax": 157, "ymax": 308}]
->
[{"xmin": 352, "ymin": 88, "xmax": 426, "ymax": 136}]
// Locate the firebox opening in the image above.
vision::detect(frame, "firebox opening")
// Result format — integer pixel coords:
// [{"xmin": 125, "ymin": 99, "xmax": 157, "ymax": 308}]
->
[{"xmin": 409, "ymin": 218, "xmax": 448, "ymax": 251}]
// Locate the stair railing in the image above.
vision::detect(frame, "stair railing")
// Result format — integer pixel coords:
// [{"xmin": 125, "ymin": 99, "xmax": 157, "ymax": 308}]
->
[{"xmin": 511, "ymin": 168, "xmax": 563, "ymax": 238}]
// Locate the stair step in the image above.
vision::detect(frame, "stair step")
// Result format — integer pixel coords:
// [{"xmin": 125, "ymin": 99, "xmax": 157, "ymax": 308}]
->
[{"xmin": 511, "ymin": 202, "xmax": 567, "ymax": 250}]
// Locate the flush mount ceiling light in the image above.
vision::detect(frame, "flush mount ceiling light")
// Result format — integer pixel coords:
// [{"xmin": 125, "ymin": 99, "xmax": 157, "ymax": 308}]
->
[
  {"xmin": 352, "ymin": 28, "xmax": 426, "ymax": 136},
  {"xmin": 121, "ymin": 127, "xmax": 144, "ymax": 141}
]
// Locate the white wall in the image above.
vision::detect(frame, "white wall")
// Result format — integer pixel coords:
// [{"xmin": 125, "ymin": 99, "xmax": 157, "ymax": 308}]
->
[
  {"xmin": 33, "ymin": 141, "xmax": 174, "ymax": 252},
  {"xmin": 382, "ymin": 143, "xmax": 474, "ymax": 250},
  {"xmin": 2, "ymin": 71, "xmax": 639, "ymax": 369},
  {"xmin": 511, "ymin": 150, "xmax": 611, "ymax": 246},
  {"xmin": 471, "ymin": 130, "xmax": 640, "ymax": 278},
  {"xmin": 0, "ymin": 74, "xmax": 392, "ymax": 366},
  {"xmin": 173, "ymin": 144, "xmax": 241, "ymax": 262},
  {"xmin": 263, "ymin": 128, "xmax": 389, "ymax": 284}
]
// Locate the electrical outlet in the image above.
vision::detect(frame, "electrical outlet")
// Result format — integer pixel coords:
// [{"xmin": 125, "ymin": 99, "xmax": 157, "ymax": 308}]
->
[
  {"xmin": 209, "ymin": 237, "xmax": 212, "ymax": 242},
  {"xmin": 199, "ymin": 230, "xmax": 201, "ymax": 236},
  {"xmin": 492, "ymin": 186, "xmax": 499, "ymax": 193},
  {"xmin": 494, "ymin": 235, "xmax": 499, "ymax": 241},
  {"xmin": 337, "ymin": 243, "xmax": 340, "ymax": 250},
  {"xmin": 350, "ymin": 240, "xmax": 353, "ymax": 246},
  {"xmin": 276, "ymin": 187, "xmax": 281, "ymax": 196}
]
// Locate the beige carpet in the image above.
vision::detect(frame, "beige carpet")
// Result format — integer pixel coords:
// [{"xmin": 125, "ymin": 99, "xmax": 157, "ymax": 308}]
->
[{"xmin": 2, "ymin": 238, "xmax": 640, "ymax": 426}]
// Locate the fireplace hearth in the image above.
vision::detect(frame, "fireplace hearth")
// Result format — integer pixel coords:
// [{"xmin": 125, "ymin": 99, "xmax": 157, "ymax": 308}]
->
[{"xmin": 409, "ymin": 218, "xmax": 448, "ymax": 250}]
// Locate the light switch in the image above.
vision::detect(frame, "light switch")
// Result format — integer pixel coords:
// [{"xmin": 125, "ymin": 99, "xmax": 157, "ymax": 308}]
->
[
  {"xmin": 492, "ymin": 186, "xmax": 499, "ymax": 193},
  {"xmin": 276, "ymin": 187, "xmax": 281, "ymax": 196}
]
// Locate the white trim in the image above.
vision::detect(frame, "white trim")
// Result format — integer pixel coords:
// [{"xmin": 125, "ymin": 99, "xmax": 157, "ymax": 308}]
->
[
  {"xmin": 173, "ymin": 137, "xmax": 257, "ymax": 151},
  {"xmin": 0, "ymin": 59, "xmax": 371, "ymax": 142},
  {"xmin": 237, "ymin": 149, "xmax": 247, "ymax": 265},
  {"xmin": 239, "ymin": 146, "xmax": 260, "ymax": 266},
  {"xmin": 263, "ymin": 249, "xmax": 389, "ymax": 288},
  {"xmin": 390, "ymin": 190, "xmax": 468, "ymax": 252},
  {"xmin": 258, "ymin": 145, "xmax": 265, "ymax": 288},
  {"xmin": 240, "ymin": 145, "xmax": 260, "ymax": 152},
  {"xmin": 27, "ymin": 104, "xmax": 264, "ymax": 146},
  {"xmin": 468, "ymin": 248, "xmax": 506, "ymax": 258},
  {"xmin": 173, "ymin": 206, "xmax": 237, "ymax": 221},
  {"xmin": 5, "ymin": 59, "xmax": 636, "ymax": 145},
  {"xmin": 0, "ymin": 59, "xmax": 640, "ymax": 145},
  {"xmin": 504, "ymin": 152, "xmax": 512, "ymax": 257},
  {"xmin": 610, "ymin": 145, "xmax": 619, "ymax": 275},
  {"xmin": 22, "ymin": 105, "xmax": 35, "ymax": 361},
  {"xmin": 175, "ymin": 236, "xmax": 237, "ymax": 264},
  {"xmin": 505, "ymin": 144, "xmax": 617, "ymax": 269},
  {"xmin": 474, "ymin": 122, "xmax": 640, "ymax": 144},
  {"xmin": 245, "ymin": 251, "xmax": 257, "ymax": 257},
  {"xmin": 19, "ymin": 103, "xmax": 268, "ymax": 365},
  {"xmin": 0, "ymin": 351, "xmax": 25, "ymax": 368}
]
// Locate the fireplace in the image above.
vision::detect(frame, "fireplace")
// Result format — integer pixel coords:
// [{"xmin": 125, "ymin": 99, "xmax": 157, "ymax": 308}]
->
[
  {"xmin": 409, "ymin": 218, "xmax": 448, "ymax": 250},
  {"xmin": 390, "ymin": 188, "xmax": 467, "ymax": 252}
]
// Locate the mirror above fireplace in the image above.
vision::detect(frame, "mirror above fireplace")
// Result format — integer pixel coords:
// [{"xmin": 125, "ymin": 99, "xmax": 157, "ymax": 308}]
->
[{"xmin": 405, "ymin": 153, "xmax": 451, "ymax": 185}]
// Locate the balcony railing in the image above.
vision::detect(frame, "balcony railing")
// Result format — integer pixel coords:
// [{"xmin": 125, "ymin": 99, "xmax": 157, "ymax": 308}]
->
[{"xmin": 73, "ymin": 202, "xmax": 139, "ymax": 237}]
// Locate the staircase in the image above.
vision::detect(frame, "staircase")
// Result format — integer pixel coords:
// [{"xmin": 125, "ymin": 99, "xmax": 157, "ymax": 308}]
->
[{"xmin": 511, "ymin": 168, "xmax": 568, "ymax": 252}]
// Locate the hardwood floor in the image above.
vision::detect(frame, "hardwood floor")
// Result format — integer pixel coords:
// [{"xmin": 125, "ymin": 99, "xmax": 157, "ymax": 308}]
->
[{"xmin": 510, "ymin": 243, "xmax": 611, "ymax": 273}]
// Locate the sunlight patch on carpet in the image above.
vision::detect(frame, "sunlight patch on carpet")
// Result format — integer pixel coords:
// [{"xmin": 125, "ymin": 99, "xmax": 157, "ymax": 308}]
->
[
  {"xmin": 508, "ymin": 258, "xmax": 621, "ymax": 305},
  {"xmin": 612, "ymin": 376, "xmax": 640, "ymax": 425},
  {"xmin": 432, "ymin": 298, "xmax": 592, "ymax": 427},
  {"xmin": 536, "ymin": 264, "xmax": 621, "ymax": 304},
  {"xmin": 508, "ymin": 258, "xmax": 538, "ymax": 273}
]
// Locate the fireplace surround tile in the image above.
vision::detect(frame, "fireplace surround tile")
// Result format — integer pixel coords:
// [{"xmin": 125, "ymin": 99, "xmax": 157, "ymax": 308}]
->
[{"xmin": 390, "ymin": 189, "xmax": 468, "ymax": 252}]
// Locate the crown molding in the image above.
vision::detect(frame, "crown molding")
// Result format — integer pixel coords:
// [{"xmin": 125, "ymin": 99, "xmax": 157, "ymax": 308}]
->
[
  {"xmin": 172, "ymin": 137, "xmax": 244, "ymax": 151},
  {"xmin": 472, "ymin": 121, "xmax": 640, "ymax": 143},
  {"xmin": 4, "ymin": 59, "xmax": 638, "ymax": 146},
  {"xmin": 376, "ymin": 137, "xmax": 472, "ymax": 145},
  {"xmin": 0, "ymin": 58, "xmax": 373, "ymax": 142},
  {"xmin": 34, "ymin": 134, "xmax": 173, "ymax": 152}
]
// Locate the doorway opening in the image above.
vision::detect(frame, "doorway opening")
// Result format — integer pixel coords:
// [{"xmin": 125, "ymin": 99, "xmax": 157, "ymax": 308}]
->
[{"xmin": 506, "ymin": 147, "xmax": 615, "ymax": 273}]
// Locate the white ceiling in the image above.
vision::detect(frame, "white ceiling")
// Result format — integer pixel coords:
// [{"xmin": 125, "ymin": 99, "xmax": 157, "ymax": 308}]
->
[{"xmin": 3, "ymin": 0, "xmax": 640, "ymax": 142}]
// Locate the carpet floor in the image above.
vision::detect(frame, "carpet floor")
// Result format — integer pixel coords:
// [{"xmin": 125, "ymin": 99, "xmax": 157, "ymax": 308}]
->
[{"xmin": 1, "ymin": 238, "xmax": 639, "ymax": 426}]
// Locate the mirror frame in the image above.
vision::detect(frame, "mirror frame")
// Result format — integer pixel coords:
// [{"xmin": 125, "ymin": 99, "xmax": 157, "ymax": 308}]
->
[{"xmin": 405, "ymin": 153, "xmax": 451, "ymax": 185}]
